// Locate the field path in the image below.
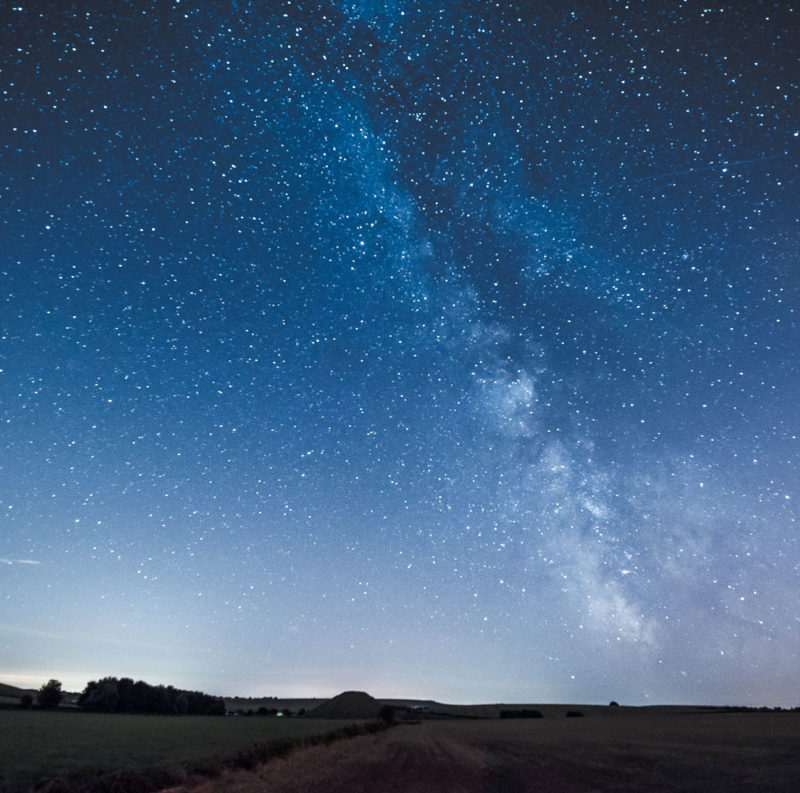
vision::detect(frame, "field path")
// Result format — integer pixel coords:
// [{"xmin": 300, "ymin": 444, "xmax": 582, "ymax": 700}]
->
[
  {"xmin": 186, "ymin": 724, "xmax": 487, "ymax": 793},
  {"xmin": 177, "ymin": 713, "xmax": 800, "ymax": 793}
]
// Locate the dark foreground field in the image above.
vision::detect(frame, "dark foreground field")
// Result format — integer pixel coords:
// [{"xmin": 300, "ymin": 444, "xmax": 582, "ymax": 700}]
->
[
  {"xmin": 0, "ymin": 710, "xmax": 368, "ymax": 793},
  {"xmin": 188, "ymin": 711, "xmax": 800, "ymax": 793}
]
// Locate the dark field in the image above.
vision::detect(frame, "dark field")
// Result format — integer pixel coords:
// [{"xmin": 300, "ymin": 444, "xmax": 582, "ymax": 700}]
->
[
  {"xmin": 0, "ymin": 710, "xmax": 354, "ymax": 792},
  {"xmin": 192, "ymin": 710, "xmax": 800, "ymax": 793},
  {"xmin": 3, "ymin": 706, "xmax": 799, "ymax": 792}
]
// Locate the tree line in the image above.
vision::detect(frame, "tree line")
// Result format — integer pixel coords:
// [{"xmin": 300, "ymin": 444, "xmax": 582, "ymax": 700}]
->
[{"xmin": 78, "ymin": 676, "xmax": 225, "ymax": 715}]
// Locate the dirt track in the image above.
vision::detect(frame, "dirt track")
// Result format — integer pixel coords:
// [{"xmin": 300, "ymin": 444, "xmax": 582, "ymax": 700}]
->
[{"xmin": 185, "ymin": 713, "xmax": 800, "ymax": 793}]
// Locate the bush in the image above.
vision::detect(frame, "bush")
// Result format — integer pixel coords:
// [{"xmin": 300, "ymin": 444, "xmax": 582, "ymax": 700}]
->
[
  {"xmin": 19, "ymin": 693, "xmax": 33, "ymax": 709},
  {"xmin": 565, "ymin": 710, "xmax": 585, "ymax": 718},
  {"xmin": 500, "ymin": 709, "xmax": 543, "ymax": 719}
]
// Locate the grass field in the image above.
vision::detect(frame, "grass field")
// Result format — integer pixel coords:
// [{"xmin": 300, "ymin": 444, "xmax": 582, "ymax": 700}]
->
[
  {"xmin": 193, "ymin": 710, "xmax": 800, "ymax": 793},
  {"xmin": 3, "ymin": 705, "xmax": 799, "ymax": 792},
  {"xmin": 0, "ymin": 710, "xmax": 365, "ymax": 793}
]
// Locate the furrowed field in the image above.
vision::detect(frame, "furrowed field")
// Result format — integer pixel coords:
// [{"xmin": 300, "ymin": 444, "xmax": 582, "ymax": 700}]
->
[
  {"xmin": 3, "ymin": 706, "xmax": 800, "ymax": 792},
  {"xmin": 0, "ymin": 709, "xmax": 369, "ymax": 793},
  {"xmin": 189, "ymin": 710, "xmax": 800, "ymax": 793}
]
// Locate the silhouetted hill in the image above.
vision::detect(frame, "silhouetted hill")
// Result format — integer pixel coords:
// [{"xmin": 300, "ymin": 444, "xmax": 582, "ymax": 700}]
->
[
  {"xmin": 307, "ymin": 691, "xmax": 381, "ymax": 719},
  {"xmin": 0, "ymin": 682, "xmax": 34, "ymax": 698}
]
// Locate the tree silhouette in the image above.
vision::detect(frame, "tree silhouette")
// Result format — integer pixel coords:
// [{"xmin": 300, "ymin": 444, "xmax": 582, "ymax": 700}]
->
[
  {"xmin": 77, "ymin": 676, "xmax": 225, "ymax": 715},
  {"xmin": 79, "ymin": 677, "xmax": 119, "ymax": 712},
  {"xmin": 37, "ymin": 679, "xmax": 63, "ymax": 709}
]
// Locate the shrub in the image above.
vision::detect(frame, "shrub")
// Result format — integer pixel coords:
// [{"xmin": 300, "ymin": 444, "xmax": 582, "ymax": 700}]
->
[{"xmin": 566, "ymin": 710, "xmax": 585, "ymax": 718}]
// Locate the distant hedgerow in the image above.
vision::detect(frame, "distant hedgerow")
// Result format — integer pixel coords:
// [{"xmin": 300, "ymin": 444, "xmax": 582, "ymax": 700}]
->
[{"xmin": 78, "ymin": 676, "xmax": 225, "ymax": 715}]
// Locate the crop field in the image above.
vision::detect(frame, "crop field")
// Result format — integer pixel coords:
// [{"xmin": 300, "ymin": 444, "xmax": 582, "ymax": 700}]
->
[
  {"xmin": 0, "ymin": 710, "xmax": 358, "ymax": 793},
  {"xmin": 194, "ymin": 710, "xmax": 800, "ymax": 793},
  {"xmin": 3, "ymin": 707, "xmax": 799, "ymax": 792}
]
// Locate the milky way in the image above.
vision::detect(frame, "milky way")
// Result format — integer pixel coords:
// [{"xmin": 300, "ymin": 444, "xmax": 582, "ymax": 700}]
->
[{"xmin": 1, "ymin": 1, "xmax": 798, "ymax": 705}]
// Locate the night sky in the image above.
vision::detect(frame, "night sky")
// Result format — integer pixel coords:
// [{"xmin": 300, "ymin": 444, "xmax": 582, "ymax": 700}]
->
[{"xmin": 2, "ymin": 1, "xmax": 798, "ymax": 706}]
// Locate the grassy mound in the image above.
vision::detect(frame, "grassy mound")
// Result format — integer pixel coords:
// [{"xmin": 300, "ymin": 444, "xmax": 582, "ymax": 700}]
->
[{"xmin": 307, "ymin": 691, "xmax": 381, "ymax": 720}]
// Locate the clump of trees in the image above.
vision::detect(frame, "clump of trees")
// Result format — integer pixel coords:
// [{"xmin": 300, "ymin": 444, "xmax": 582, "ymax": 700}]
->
[
  {"xmin": 78, "ymin": 677, "xmax": 225, "ymax": 715},
  {"xmin": 37, "ymin": 679, "xmax": 63, "ymax": 709}
]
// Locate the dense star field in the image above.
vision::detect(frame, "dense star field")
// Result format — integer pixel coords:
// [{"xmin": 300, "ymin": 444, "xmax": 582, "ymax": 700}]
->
[{"xmin": 1, "ymin": 2, "xmax": 797, "ymax": 705}]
